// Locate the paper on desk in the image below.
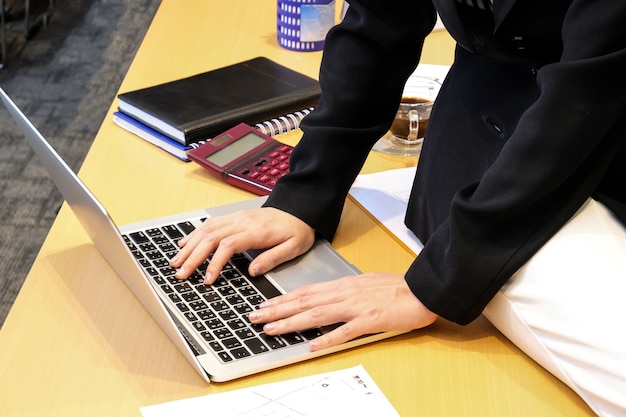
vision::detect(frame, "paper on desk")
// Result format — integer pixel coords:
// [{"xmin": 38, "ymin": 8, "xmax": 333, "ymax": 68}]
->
[
  {"xmin": 140, "ymin": 365, "xmax": 399, "ymax": 417},
  {"xmin": 349, "ymin": 166, "xmax": 424, "ymax": 255}
]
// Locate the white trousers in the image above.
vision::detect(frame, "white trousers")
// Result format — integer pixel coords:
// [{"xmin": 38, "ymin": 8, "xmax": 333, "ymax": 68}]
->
[{"xmin": 484, "ymin": 198, "xmax": 626, "ymax": 417}]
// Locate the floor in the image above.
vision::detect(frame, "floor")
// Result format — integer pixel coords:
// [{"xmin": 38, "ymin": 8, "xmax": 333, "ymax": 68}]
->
[{"xmin": 0, "ymin": 0, "xmax": 161, "ymax": 328}]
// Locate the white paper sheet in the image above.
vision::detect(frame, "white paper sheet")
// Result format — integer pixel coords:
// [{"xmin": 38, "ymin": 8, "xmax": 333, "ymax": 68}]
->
[
  {"xmin": 140, "ymin": 365, "xmax": 399, "ymax": 417},
  {"xmin": 349, "ymin": 166, "xmax": 424, "ymax": 255}
]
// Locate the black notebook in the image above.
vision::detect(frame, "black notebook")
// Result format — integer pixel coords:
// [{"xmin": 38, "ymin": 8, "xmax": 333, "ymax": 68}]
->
[{"xmin": 117, "ymin": 57, "xmax": 321, "ymax": 146}]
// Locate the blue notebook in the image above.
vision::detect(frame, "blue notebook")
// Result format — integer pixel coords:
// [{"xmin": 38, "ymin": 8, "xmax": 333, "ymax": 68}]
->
[{"xmin": 113, "ymin": 111, "xmax": 203, "ymax": 162}]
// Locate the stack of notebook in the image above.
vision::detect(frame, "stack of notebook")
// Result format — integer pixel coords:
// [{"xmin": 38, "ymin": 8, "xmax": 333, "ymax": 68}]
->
[{"xmin": 114, "ymin": 57, "xmax": 321, "ymax": 161}]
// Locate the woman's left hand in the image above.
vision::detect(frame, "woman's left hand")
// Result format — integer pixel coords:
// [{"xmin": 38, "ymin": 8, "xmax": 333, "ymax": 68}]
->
[{"xmin": 248, "ymin": 272, "xmax": 438, "ymax": 351}]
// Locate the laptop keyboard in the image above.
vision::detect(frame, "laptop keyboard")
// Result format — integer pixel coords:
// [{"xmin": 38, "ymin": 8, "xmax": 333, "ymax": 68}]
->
[{"xmin": 122, "ymin": 220, "xmax": 322, "ymax": 363}]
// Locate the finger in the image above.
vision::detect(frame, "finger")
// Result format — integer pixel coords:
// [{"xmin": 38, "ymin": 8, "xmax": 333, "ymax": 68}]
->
[
  {"xmin": 254, "ymin": 290, "xmax": 349, "ymax": 335},
  {"xmin": 203, "ymin": 235, "xmax": 248, "ymax": 284},
  {"xmin": 171, "ymin": 219, "xmax": 243, "ymax": 278},
  {"xmin": 172, "ymin": 236, "xmax": 220, "ymax": 279},
  {"xmin": 257, "ymin": 275, "xmax": 356, "ymax": 314},
  {"xmin": 308, "ymin": 321, "xmax": 364, "ymax": 351},
  {"xmin": 248, "ymin": 237, "xmax": 314, "ymax": 276}
]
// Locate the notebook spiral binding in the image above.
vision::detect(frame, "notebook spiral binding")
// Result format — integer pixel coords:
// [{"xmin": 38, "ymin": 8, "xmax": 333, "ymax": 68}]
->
[{"xmin": 254, "ymin": 107, "xmax": 314, "ymax": 136}]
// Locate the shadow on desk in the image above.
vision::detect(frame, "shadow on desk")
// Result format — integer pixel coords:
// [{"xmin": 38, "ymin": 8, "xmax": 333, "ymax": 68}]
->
[{"xmin": 32, "ymin": 219, "xmax": 591, "ymax": 416}]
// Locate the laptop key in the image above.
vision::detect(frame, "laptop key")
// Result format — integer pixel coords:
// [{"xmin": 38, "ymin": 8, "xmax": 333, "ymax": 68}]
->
[
  {"xmin": 235, "ymin": 329, "xmax": 255, "ymax": 340},
  {"xmin": 182, "ymin": 292, "xmax": 200, "ymax": 303},
  {"xmin": 247, "ymin": 295, "xmax": 265, "ymax": 306},
  {"xmin": 227, "ymin": 319, "xmax": 247, "ymax": 330},
  {"xmin": 192, "ymin": 321, "xmax": 206, "ymax": 332},
  {"xmin": 260, "ymin": 333, "xmax": 286, "ymax": 350},
  {"xmin": 200, "ymin": 331, "xmax": 215, "ymax": 342},
  {"xmin": 214, "ymin": 328, "xmax": 233, "ymax": 339},
  {"xmin": 210, "ymin": 301, "xmax": 229, "ymax": 311},
  {"xmin": 218, "ymin": 351, "xmax": 233, "ymax": 362},
  {"xmin": 161, "ymin": 224, "xmax": 184, "ymax": 240},
  {"xmin": 225, "ymin": 294, "xmax": 245, "ymax": 305},
  {"xmin": 244, "ymin": 338, "xmax": 269, "ymax": 354},
  {"xmin": 282, "ymin": 332, "xmax": 306, "ymax": 345},
  {"xmin": 183, "ymin": 311, "xmax": 197, "ymax": 322},
  {"xmin": 233, "ymin": 303, "xmax": 253, "ymax": 315},
  {"xmin": 197, "ymin": 309, "xmax": 216, "ymax": 320},
  {"xmin": 177, "ymin": 221, "xmax": 196, "ymax": 235},
  {"xmin": 189, "ymin": 301, "xmax": 208, "ymax": 311},
  {"xmin": 202, "ymin": 292, "xmax": 221, "ymax": 302},
  {"xmin": 230, "ymin": 347, "xmax": 251, "ymax": 359},
  {"xmin": 238, "ymin": 286, "xmax": 258, "ymax": 297},
  {"xmin": 128, "ymin": 231, "xmax": 150, "ymax": 244},
  {"xmin": 301, "ymin": 328, "xmax": 324, "ymax": 340},
  {"xmin": 145, "ymin": 228, "xmax": 163, "ymax": 238},
  {"xmin": 205, "ymin": 319, "xmax": 225, "ymax": 330},
  {"xmin": 222, "ymin": 337, "xmax": 242, "ymax": 350},
  {"xmin": 173, "ymin": 283, "xmax": 193, "ymax": 293}
]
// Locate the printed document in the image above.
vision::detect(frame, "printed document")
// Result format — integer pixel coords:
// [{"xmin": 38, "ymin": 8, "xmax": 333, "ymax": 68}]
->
[
  {"xmin": 140, "ymin": 365, "xmax": 399, "ymax": 417},
  {"xmin": 349, "ymin": 166, "xmax": 424, "ymax": 255}
]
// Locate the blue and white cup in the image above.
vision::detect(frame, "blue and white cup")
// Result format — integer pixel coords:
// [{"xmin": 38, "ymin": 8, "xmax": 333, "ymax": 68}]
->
[{"xmin": 277, "ymin": 0, "xmax": 336, "ymax": 52}]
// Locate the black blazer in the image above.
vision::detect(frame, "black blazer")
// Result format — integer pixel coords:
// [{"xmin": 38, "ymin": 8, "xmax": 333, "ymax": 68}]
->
[{"xmin": 266, "ymin": 0, "xmax": 626, "ymax": 324}]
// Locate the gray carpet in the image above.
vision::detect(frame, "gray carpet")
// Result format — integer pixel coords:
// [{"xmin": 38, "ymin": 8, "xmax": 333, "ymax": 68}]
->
[{"xmin": 0, "ymin": 0, "xmax": 161, "ymax": 328}]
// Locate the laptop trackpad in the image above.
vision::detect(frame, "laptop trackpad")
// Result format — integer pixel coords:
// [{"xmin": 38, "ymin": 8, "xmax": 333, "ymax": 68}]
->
[{"xmin": 252, "ymin": 240, "xmax": 361, "ymax": 294}]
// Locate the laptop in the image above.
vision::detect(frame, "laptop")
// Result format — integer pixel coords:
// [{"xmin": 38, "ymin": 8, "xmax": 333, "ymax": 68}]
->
[{"xmin": 1, "ymin": 88, "xmax": 406, "ymax": 382}]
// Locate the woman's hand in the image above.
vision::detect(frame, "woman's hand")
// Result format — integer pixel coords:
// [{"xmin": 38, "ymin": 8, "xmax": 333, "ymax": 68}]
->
[
  {"xmin": 170, "ymin": 207, "xmax": 315, "ymax": 284},
  {"xmin": 248, "ymin": 272, "xmax": 438, "ymax": 351}
]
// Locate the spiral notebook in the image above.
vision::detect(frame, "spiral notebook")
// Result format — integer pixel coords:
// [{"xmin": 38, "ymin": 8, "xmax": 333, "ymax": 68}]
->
[
  {"xmin": 117, "ymin": 57, "xmax": 320, "ymax": 146},
  {"xmin": 113, "ymin": 107, "xmax": 314, "ymax": 162}
]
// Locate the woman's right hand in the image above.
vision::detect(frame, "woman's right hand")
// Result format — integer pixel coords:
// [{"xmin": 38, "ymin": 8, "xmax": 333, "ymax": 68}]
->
[{"xmin": 169, "ymin": 207, "xmax": 316, "ymax": 284}]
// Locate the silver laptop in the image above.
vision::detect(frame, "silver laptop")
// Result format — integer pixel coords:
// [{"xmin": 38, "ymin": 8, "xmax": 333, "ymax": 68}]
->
[{"xmin": 1, "ymin": 88, "xmax": 406, "ymax": 382}]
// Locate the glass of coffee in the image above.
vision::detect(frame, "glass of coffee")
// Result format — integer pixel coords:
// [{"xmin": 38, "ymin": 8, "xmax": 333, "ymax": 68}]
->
[{"xmin": 373, "ymin": 76, "xmax": 441, "ymax": 156}]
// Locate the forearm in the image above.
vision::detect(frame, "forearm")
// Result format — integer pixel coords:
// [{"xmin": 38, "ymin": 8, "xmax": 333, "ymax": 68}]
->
[{"xmin": 265, "ymin": 0, "xmax": 437, "ymax": 239}]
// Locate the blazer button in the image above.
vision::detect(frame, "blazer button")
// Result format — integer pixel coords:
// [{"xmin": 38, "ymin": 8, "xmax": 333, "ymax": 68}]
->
[{"xmin": 511, "ymin": 35, "xmax": 526, "ymax": 51}]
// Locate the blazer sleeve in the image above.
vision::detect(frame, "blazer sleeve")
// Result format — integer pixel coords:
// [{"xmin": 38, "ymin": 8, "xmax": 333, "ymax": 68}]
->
[
  {"xmin": 406, "ymin": 0, "xmax": 626, "ymax": 324},
  {"xmin": 264, "ymin": 0, "xmax": 437, "ymax": 239}
]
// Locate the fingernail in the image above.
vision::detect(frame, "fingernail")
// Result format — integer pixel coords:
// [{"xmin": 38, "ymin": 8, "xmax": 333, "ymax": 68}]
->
[
  {"xmin": 170, "ymin": 255, "xmax": 179, "ymax": 264},
  {"xmin": 248, "ymin": 311, "xmax": 261, "ymax": 321},
  {"xmin": 175, "ymin": 266, "xmax": 185, "ymax": 277},
  {"xmin": 309, "ymin": 339, "xmax": 320, "ymax": 350},
  {"xmin": 251, "ymin": 264, "xmax": 263, "ymax": 277},
  {"xmin": 203, "ymin": 272, "xmax": 212, "ymax": 284},
  {"xmin": 264, "ymin": 322, "xmax": 276, "ymax": 332}
]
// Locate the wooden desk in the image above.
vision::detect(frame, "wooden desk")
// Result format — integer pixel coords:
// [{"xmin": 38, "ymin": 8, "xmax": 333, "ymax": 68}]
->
[{"xmin": 0, "ymin": 1, "xmax": 594, "ymax": 416}]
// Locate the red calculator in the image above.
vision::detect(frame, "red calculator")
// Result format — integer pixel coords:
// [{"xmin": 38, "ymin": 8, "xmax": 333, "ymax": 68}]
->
[{"xmin": 188, "ymin": 123, "xmax": 292, "ymax": 195}]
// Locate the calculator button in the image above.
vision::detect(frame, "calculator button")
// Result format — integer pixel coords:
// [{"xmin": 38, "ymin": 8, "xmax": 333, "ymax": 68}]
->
[
  {"xmin": 278, "ymin": 163, "xmax": 289, "ymax": 171},
  {"xmin": 278, "ymin": 145, "xmax": 291, "ymax": 153},
  {"xmin": 269, "ymin": 169, "xmax": 281, "ymax": 176},
  {"xmin": 259, "ymin": 166, "xmax": 270, "ymax": 172},
  {"xmin": 259, "ymin": 175, "xmax": 270, "ymax": 182},
  {"xmin": 249, "ymin": 172, "xmax": 260, "ymax": 179},
  {"xmin": 268, "ymin": 151, "xmax": 279, "ymax": 158}
]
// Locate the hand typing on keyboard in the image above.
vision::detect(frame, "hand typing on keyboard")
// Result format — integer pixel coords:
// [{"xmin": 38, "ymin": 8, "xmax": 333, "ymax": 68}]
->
[
  {"xmin": 170, "ymin": 207, "xmax": 315, "ymax": 285},
  {"xmin": 169, "ymin": 206, "xmax": 438, "ymax": 352},
  {"xmin": 247, "ymin": 272, "xmax": 437, "ymax": 351}
]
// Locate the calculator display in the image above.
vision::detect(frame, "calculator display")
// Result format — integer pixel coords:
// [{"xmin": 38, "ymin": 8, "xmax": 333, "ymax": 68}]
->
[{"xmin": 205, "ymin": 132, "xmax": 266, "ymax": 167}]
